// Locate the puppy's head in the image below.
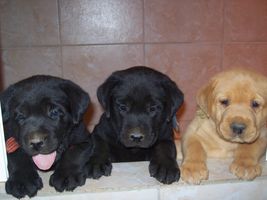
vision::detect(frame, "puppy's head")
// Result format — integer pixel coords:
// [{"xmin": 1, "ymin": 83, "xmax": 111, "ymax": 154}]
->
[
  {"xmin": 97, "ymin": 66, "xmax": 183, "ymax": 148},
  {"xmin": 1, "ymin": 75, "xmax": 90, "ymax": 170},
  {"xmin": 197, "ymin": 69, "xmax": 267, "ymax": 143}
]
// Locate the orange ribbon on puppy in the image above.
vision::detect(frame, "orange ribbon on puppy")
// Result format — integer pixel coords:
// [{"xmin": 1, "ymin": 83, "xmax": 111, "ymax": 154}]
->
[{"xmin": 6, "ymin": 137, "xmax": 20, "ymax": 153}]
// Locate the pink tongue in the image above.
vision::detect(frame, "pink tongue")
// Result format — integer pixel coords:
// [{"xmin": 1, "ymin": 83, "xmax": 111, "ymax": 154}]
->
[{"xmin": 32, "ymin": 151, "xmax": 56, "ymax": 170}]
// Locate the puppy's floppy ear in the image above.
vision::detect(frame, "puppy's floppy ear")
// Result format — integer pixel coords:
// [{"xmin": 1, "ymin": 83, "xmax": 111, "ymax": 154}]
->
[
  {"xmin": 196, "ymin": 78, "xmax": 217, "ymax": 117},
  {"xmin": 60, "ymin": 81, "xmax": 90, "ymax": 124},
  {"xmin": 0, "ymin": 86, "xmax": 16, "ymax": 123},
  {"xmin": 259, "ymin": 75, "xmax": 267, "ymax": 100},
  {"xmin": 162, "ymin": 79, "xmax": 184, "ymax": 122},
  {"xmin": 97, "ymin": 74, "xmax": 121, "ymax": 118}
]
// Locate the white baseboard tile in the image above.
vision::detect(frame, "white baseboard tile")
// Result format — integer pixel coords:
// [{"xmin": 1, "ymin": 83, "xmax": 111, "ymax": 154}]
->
[
  {"xmin": 0, "ymin": 104, "xmax": 8, "ymax": 183},
  {"xmin": 0, "ymin": 158, "xmax": 266, "ymax": 199}
]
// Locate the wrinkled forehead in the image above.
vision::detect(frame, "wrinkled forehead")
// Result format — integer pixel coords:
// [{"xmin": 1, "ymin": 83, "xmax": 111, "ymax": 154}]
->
[
  {"xmin": 215, "ymin": 78, "xmax": 262, "ymax": 103},
  {"xmin": 113, "ymin": 81, "xmax": 165, "ymax": 103},
  {"xmin": 15, "ymin": 87, "xmax": 67, "ymax": 108}
]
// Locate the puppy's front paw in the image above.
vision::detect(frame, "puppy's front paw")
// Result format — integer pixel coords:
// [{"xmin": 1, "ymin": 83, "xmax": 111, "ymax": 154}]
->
[
  {"xmin": 230, "ymin": 159, "xmax": 262, "ymax": 180},
  {"xmin": 86, "ymin": 160, "xmax": 112, "ymax": 179},
  {"xmin": 5, "ymin": 170, "xmax": 43, "ymax": 199},
  {"xmin": 149, "ymin": 159, "xmax": 180, "ymax": 184},
  {"xmin": 50, "ymin": 168, "xmax": 87, "ymax": 192},
  {"xmin": 181, "ymin": 161, "xmax": 208, "ymax": 184}
]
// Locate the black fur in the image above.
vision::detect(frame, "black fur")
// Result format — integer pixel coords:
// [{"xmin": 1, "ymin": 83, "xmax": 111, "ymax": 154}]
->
[
  {"xmin": 0, "ymin": 75, "xmax": 92, "ymax": 198},
  {"xmin": 86, "ymin": 66, "xmax": 184, "ymax": 184}
]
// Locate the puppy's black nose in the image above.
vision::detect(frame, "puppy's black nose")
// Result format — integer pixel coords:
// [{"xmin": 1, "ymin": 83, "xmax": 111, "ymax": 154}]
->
[
  {"xmin": 231, "ymin": 123, "xmax": 246, "ymax": 135},
  {"xmin": 29, "ymin": 138, "xmax": 45, "ymax": 151},
  {"xmin": 31, "ymin": 141, "xmax": 44, "ymax": 151},
  {"xmin": 130, "ymin": 132, "xmax": 144, "ymax": 143}
]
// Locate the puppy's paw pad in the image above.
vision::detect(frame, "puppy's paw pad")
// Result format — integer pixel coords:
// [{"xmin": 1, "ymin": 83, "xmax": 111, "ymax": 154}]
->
[
  {"xmin": 102, "ymin": 162, "xmax": 112, "ymax": 176},
  {"xmin": 181, "ymin": 161, "xmax": 208, "ymax": 184},
  {"xmin": 5, "ymin": 172, "xmax": 43, "ymax": 198},
  {"xmin": 230, "ymin": 161, "xmax": 262, "ymax": 180},
  {"xmin": 87, "ymin": 161, "xmax": 112, "ymax": 179},
  {"xmin": 149, "ymin": 160, "xmax": 180, "ymax": 184},
  {"xmin": 50, "ymin": 170, "xmax": 86, "ymax": 192}
]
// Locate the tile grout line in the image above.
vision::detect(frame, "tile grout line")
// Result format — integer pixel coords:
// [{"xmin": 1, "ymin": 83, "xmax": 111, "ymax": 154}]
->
[
  {"xmin": 221, "ymin": 0, "xmax": 226, "ymax": 71},
  {"xmin": 57, "ymin": 0, "xmax": 63, "ymax": 78},
  {"xmin": 2, "ymin": 41, "xmax": 267, "ymax": 51},
  {"xmin": 142, "ymin": 0, "xmax": 146, "ymax": 66},
  {"xmin": 2, "ymin": 41, "xmax": 267, "ymax": 50},
  {"xmin": 157, "ymin": 186, "xmax": 160, "ymax": 200}
]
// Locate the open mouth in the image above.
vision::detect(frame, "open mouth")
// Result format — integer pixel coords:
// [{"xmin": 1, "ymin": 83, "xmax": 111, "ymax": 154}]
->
[{"xmin": 32, "ymin": 151, "xmax": 57, "ymax": 170}]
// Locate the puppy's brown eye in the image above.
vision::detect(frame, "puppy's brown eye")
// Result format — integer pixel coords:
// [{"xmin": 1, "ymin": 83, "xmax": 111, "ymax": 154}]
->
[
  {"xmin": 119, "ymin": 104, "xmax": 127, "ymax": 112},
  {"xmin": 149, "ymin": 106, "xmax": 156, "ymax": 112},
  {"xmin": 15, "ymin": 113, "xmax": 26, "ymax": 124},
  {"xmin": 251, "ymin": 100, "xmax": 260, "ymax": 109},
  {"xmin": 49, "ymin": 107, "xmax": 62, "ymax": 119},
  {"xmin": 220, "ymin": 99, "xmax": 229, "ymax": 107},
  {"xmin": 148, "ymin": 105, "xmax": 162, "ymax": 115}
]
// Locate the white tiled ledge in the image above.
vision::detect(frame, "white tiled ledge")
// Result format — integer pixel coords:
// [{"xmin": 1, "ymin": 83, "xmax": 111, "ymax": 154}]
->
[{"xmin": 0, "ymin": 159, "xmax": 267, "ymax": 200}]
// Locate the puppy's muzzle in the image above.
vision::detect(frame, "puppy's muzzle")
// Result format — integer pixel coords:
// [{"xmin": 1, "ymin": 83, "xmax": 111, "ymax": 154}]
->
[
  {"xmin": 219, "ymin": 105, "xmax": 258, "ymax": 143},
  {"xmin": 27, "ymin": 132, "xmax": 48, "ymax": 152},
  {"xmin": 120, "ymin": 126, "xmax": 154, "ymax": 148}
]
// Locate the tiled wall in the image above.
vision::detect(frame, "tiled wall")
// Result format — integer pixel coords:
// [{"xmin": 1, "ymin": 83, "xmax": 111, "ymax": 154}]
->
[{"xmin": 1, "ymin": 0, "xmax": 267, "ymax": 132}]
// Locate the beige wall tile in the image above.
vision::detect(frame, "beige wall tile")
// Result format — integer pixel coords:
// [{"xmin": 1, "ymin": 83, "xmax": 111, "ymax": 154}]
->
[
  {"xmin": 62, "ymin": 44, "xmax": 144, "ymax": 125},
  {"xmin": 223, "ymin": 44, "xmax": 267, "ymax": 75},
  {"xmin": 145, "ymin": 44, "xmax": 221, "ymax": 121},
  {"xmin": 144, "ymin": 0, "xmax": 223, "ymax": 42},
  {"xmin": 0, "ymin": 0, "xmax": 59, "ymax": 47},
  {"xmin": 60, "ymin": 0, "xmax": 143, "ymax": 44},
  {"xmin": 224, "ymin": 0, "xmax": 267, "ymax": 42},
  {"xmin": 2, "ymin": 47, "xmax": 61, "ymax": 87}
]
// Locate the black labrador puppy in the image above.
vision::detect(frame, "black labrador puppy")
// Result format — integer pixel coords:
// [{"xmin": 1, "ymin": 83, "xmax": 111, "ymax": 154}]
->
[
  {"xmin": 86, "ymin": 66, "xmax": 184, "ymax": 184},
  {"xmin": 0, "ymin": 75, "xmax": 92, "ymax": 198}
]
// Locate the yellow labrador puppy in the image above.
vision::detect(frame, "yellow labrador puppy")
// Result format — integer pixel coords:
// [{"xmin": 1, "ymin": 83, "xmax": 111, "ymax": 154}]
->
[{"xmin": 181, "ymin": 69, "xmax": 267, "ymax": 184}]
